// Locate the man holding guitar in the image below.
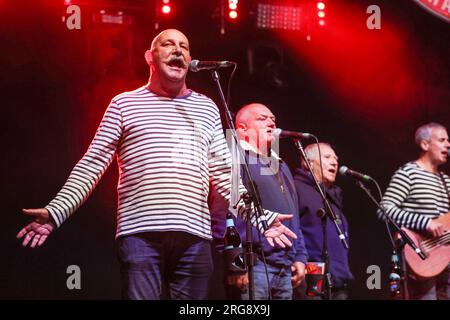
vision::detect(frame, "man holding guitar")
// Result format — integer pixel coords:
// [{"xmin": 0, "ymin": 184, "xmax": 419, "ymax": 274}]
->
[{"xmin": 379, "ymin": 122, "xmax": 450, "ymax": 300}]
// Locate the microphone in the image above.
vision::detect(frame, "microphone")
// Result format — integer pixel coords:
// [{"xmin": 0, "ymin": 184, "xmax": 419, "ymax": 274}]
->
[
  {"xmin": 273, "ymin": 128, "xmax": 313, "ymax": 139},
  {"xmin": 339, "ymin": 166, "xmax": 372, "ymax": 182},
  {"xmin": 448, "ymin": 149, "xmax": 450, "ymax": 157},
  {"xmin": 189, "ymin": 59, "xmax": 235, "ymax": 72}
]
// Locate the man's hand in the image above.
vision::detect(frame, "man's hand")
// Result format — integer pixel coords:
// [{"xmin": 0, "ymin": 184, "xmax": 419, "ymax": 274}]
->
[
  {"xmin": 291, "ymin": 261, "xmax": 306, "ymax": 288},
  {"xmin": 227, "ymin": 273, "xmax": 248, "ymax": 292},
  {"xmin": 17, "ymin": 208, "xmax": 55, "ymax": 248},
  {"xmin": 264, "ymin": 214, "xmax": 297, "ymax": 248},
  {"xmin": 426, "ymin": 219, "xmax": 445, "ymax": 238}
]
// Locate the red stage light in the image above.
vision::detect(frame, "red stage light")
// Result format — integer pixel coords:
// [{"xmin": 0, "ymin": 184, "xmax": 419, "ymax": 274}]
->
[
  {"xmin": 317, "ymin": 2, "xmax": 325, "ymax": 10},
  {"xmin": 318, "ymin": 11, "xmax": 325, "ymax": 18},
  {"xmin": 228, "ymin": 0, "xmax": 238, "ymax": 20},
  {"xmin": 319, "ymin": 19, "xmax": 325, "ymax": 26},
  {"xmin": 162, "ymin": 5, "xmax": 171, "ymax": 14}
]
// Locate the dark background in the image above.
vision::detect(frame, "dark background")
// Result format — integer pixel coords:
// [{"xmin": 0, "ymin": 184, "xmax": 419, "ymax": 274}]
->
[{"xmin": 1, "ymin": 0, "xmax": 448, "ymax": 299}]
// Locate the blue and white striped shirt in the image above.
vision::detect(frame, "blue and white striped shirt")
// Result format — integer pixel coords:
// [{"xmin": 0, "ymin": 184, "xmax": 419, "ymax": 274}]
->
[
  {"xmin": 45, "ymin": 87, "xmax": 276, "ymax": 239},
  {"xmin": 379, "ymin": 162, "xmax": 450, "ymax": 231}
]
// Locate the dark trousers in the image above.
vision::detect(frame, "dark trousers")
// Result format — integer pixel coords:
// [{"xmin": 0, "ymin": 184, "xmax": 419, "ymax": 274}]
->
[{"xmin": 117, "ymin": 231, "xmax": 213, "ymax": 300}]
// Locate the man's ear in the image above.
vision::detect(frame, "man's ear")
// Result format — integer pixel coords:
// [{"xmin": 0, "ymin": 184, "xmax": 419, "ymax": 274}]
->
[
  {"xmin": 144, "ymin": 50, "xmax": 153, "ymax": 66},
  {"xmin": 301, "ymin": 157, "xmax": 312, "ymax": 170},
  {"xmin": 420, "ymin": 139, "xmax": 429, "ymax": 152},
  {"xmin": 236, "ymin": 123, "xmax": 247, "ymax": 132}
]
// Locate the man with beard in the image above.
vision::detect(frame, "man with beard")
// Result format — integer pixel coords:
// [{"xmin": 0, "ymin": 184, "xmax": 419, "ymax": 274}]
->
[
  {"xmin": 379, "ymin": 122, "xmax": 450, "ymax": 300},
  {"xmin": 17, "ymin": 29, "xmax": 297, "ymax": 300}
]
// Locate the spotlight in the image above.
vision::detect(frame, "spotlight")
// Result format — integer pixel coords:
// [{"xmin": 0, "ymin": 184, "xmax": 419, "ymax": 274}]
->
[
  {"xmin": 317, "ymin": 2, "xmax": 326, "ymax": 27},
  {"xmin": 162, "ymin": 5, "xmax": 171, "ymax": 14},
  {"xmin": 161, "ymin": 0, "xmax": 171, "ymax": 15},
  {"xmin": 228, "ymin": 0, "xmax": 238, "ymax": 21}
]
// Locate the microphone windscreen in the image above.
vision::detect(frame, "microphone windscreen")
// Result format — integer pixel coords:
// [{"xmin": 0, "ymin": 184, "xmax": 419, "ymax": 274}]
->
[
  {"xmin": 338, "ymin": 166, "xmax": 348, "ymax": 176},
  {"xmin": 272, "ymin": 128, "xmax": 282, "ymax": 138},
  {"xmin": 189, "ymin": 60, "xmax": 200, "ymax": 72}
]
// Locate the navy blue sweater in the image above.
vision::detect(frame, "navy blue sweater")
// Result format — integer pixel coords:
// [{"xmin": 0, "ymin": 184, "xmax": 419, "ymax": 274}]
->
[
  {"xmin": 293, "ymin": 169, "xmax": 354, "ymax": 288},
  {"xmin": 210, "ymin": 152, "xmax": 308, "ymax": 267}
]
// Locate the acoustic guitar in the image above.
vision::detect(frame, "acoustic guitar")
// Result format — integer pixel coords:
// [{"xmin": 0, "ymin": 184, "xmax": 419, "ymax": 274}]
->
[{"xmin": 402, "ymin": 213, "xmax": 450, "ymax": 279}]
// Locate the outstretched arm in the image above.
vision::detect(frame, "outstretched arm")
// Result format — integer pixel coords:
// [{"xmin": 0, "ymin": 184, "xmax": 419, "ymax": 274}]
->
[
  {"xmin": 17, "ymin": 100, "xmax": 123, "ymax": 248},
  {"xmin": 45, "ymin": 101, "xmax": 123, "ymax": 227}
]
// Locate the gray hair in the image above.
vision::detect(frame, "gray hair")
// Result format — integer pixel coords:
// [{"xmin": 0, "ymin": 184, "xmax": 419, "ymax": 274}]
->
[
  {"xmin": 414, "ymin": 122, "xmax": 446, "ymax": 147},
  {"xmin": 301, "ymin": 143, "xmax": 333, "ymax": 170},
  {"xmin": 304, "ymin": 142, "xmax": 332, "ymax": 161}
]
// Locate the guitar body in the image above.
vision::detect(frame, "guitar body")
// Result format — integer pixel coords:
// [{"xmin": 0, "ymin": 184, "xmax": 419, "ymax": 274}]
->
[{"xmin": 402, "ymin": 213, "xmax": 450, "ymax": 279}]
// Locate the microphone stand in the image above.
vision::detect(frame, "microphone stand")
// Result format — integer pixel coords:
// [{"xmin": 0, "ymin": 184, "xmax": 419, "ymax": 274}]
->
[
  {"xmin": 294, "ymin": 140, "xmax": 348, "ymax": 300},
  {"xmin": 317, "ymin": 208, "xmax": 333, "ymax": 300},
  {"xmin": 354, "ymin": 179, "xmax": 427, "ymax": 300},
  {"xmin": 294, "ymin": 140, "xmax": 349, "ymax": 250},
  {"xmin": 209, "ymin": 69, "xmax": 268, "ymax": 300}
]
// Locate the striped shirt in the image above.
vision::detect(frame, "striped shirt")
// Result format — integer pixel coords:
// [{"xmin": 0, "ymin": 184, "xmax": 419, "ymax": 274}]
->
[
  {"xmin": 45, "ymin": 86, "xmax": 276, "ymax": 240},
  {"xmin": 379, "ymin": 162, "xmax": 450, "ymax": 231}
]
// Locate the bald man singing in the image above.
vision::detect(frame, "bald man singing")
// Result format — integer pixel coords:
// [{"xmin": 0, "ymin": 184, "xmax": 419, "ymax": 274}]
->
[
  {"xmin": 17, "ymin": 30, "xmax": 297, "ymax": 300},
  {"xmin": 210, "ymin": 103, "xmax": 308, "ymax": 300}
]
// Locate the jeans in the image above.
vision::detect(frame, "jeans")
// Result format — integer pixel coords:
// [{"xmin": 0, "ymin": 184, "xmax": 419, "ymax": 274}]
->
[
  {"xmin": 241, "ymin": 260, "xmax": 293, "ymax": 300},
  {"xmin": 408, "ymin": 265, "xmax": 450, "ymax": 300},
  {"xmin": 117, "ymin": 231, "xmax": 213, "ymax": 300}
]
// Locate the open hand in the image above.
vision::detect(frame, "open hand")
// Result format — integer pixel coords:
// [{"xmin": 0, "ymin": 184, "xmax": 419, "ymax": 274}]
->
[
  {"xmin": 17, "ymin": 208, "xmax": 55, "ymax": 248},
  {"xmin": 264, "ymin": 213, "xmax": 297, "ymax": 248}
]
